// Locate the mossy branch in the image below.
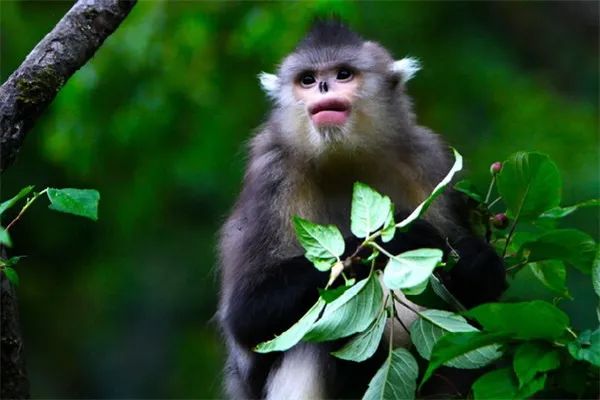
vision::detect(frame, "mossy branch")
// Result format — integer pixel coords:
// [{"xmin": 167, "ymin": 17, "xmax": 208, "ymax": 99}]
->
[{"xmin": 0, "ymin": 0, "xmax": 137, "ymax": 172}]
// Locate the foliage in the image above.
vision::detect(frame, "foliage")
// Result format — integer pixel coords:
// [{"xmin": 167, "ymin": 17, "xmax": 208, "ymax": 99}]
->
[
  {"xmin": 1, "ymin": 1, "xmax": 596, "ymax": 397},
  {"xmin": 255, "ymin": 150, "xmax": 599, "ymax": 398},
  {"xmin": 0, "ymin": 187, "xmax": 100, "ymax": 285}
]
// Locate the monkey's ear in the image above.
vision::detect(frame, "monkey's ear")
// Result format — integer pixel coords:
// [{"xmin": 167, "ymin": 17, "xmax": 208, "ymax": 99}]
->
[
  {"xmin": 390, "ymin": 57, "xmax": 421, "ymax": 84},
  {"xmin": 258, "ymin": 72, "xmax": 280, "ymax": 98}
]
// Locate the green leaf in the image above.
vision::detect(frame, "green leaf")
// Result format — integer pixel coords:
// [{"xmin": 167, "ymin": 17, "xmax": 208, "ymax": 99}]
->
[
  {"xmin": 528, "ymin": 260, "xmax": 570, "ymax": 298},
  {"xmin": 472, "ymin": 367, "xmax": 546, "ymax": 400},
  {"xmin": 0, "ymin": 186, "xmax": 34, "ymax": 217},
  {"xmin": 496, "ymin": 152, "xmax": 561, "ymax": 221},
  {"xmin": 396, "ymin": 148, "xmax": 463, "ymax": 229},
  {"xmin": 363, "ymin": 348, "xmax": 418, "ymax": 400},
  {"xmin": 293, "ymin": 216, "xmax": 345, "ymax": 271},
  {"xmin": 593, "ymin": 247, "xmax": 600, "ymax": 298},
  {"xmin": 429, "ymin": 275, "xmax": 466, "ymax": 311},
  {"xmin": 516, "ymin": 374, "xmax": 548, "ymax": 399},
  {"xmin": 522, "ymin": 229, "xmax": 597, "ymax": 274},
  {"xmin": 381, "ymin": 205, "xmax": 396, "ymax": 243},
  {"xmin": 513, "ymin": 342, "xmax": 560, "ymax": 388},
  {"xmin": 383, "ymin": 248, "xmax": 443, "ymax": 290},
  {"xmin": 568, "ymin": 328, "xmax": 600, "ymax": 367},
  {"xmin": 332, "ymin": 308, "xmax": 387, "ymax": 362},
  {"xmin": 0, "ymin": 226, "xmax": 12, "ymax": 247},
  {"xmin": 254, "ymin": 299, "xmax": 326, "ymax": 353},
  {"xmin": 313, "ymin": 257, "xmax": 337, "ymax": 272},
  {"xmin": 305, "ymin": 275, "xmax": 382, "ymax": 341},
  {"xmin": 454, "ymin": 179, "xmax": 483, "ymax": 203},
  {"xmin": 3, "ymin": 267, "xmax": 19, "ymax": 286},
  {"xmin": 351, "ymin": 182, "xmax": 393, "ymax": 238},
  {"xmin": 464, "ymin": 301, "xmax": 570, "ymax": 340},
  {"xmin": 540, "ymin": 199, "xmax": 599, "ymax": 219},
  {"xmin": 47, "ymin": 188, "xmax": 100, "ymax": 221},
  {"xmin": 472, "ymin": 368, "xmax": 518, "ymax": 400},
  {"xmin": 410, "ymin": 310, "xmax": 501, "ymax": 369},
  {"xmin": 402, "ymin": 277, "xmax": 429, "ymax": 295},
  {"xmin": 318, "ymin": 284, "xmax": 352, "ymax": 303},
  {"xmin": 422, "ymin": 331, "xmax": 507, "ymax": 385},
  {"xmin": 0, "ymin": 256, "xmax": 25, "ymax": 267}
]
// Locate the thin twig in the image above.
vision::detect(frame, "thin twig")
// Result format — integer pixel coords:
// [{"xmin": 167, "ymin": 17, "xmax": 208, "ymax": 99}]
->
[
  {"xmin": 5, "ymin": 189, "xmax": 48, "ymax": 232},
  {"xmin": 487, "ymin": 196, "xmax": 502, "ymax": 209},
  {"xmin": 484, "ymin": 176, "xmax": 496, "ymax": 205},
  {"xmin": 502, "ymin": 186, "xmax": 528, "ymax": 257},
  {"xmin": 390, "ymin": 294, "xmax": 410, "ymax": 336},
  {"xmin": 390, "ymin": 291, "xmax": 421, "ymax": 316},
  {"xmin": 502, "ymin": 213, "xmax": 520, "ymax": 258},
  {"xmin": 505, "ymin": 259, "xmax": 528, "ymax": 272},
  {"xmin": 369, "ymin": 241, "xmax": 394, "ymax": 259}
]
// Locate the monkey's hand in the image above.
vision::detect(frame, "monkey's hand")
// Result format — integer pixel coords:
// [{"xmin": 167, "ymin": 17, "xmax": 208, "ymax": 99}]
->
[
  {"xmin": 338, "ymin": 213, "xmax": 506, "ymax": 309},
  {"xmin": 339, "ymin": 216, "xmax": 448, "ymax": 280},
  {"xmin": 439, "ymin": 236, "xmax": 507, "ymax": 308}
]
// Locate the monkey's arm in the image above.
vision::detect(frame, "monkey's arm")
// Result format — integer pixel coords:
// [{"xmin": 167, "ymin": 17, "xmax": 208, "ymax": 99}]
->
[
  {"xmin": 222, "ymin": 256, "xmax": 328, "ymax": 349},
  {"xmin": 440, "ymin": 191, "xmax": 507, "ymax": 308},
  {"xmin": 223, "ymin": 220, "xmax": 457, "ymax": 349},
  {"xmin": 376, "ymin": 208, "xmax": 505, "ymax": 308},
  {"xmin": 440, "ymin": 236, "xmax": 506, "ymax": 308},
  {"xmin": 224, "ymin": 218, "xmax": 504, "ymax": 349}
]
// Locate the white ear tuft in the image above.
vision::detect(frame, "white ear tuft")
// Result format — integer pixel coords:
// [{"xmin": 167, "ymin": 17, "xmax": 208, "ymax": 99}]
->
[
  {"xmin": 391, "ymin": 57, "xmax": 421, "ymax": 84},
  {"xmin": 258, "ymin": 72, "xmax": 280, "ymax": 98}
]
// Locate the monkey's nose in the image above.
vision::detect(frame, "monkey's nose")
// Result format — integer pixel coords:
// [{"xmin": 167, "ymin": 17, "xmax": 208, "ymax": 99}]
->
[{"xmin": 319, "ymin": 81, "xmax": 328, "ymax": 94}]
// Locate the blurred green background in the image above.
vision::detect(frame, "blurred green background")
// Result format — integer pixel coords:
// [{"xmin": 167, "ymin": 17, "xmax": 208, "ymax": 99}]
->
[{"xmin": 1, "ymin": 1, "xmax": 598, "ymax": 398}]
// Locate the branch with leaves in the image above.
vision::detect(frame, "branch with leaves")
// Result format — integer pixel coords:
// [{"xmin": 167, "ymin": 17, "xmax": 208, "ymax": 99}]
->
[
  {"xmin": 0, "ymin": 2, "xmax": 136, "ymax": 397},
  {"xmin": 0, "ymin": 185, "xmax": 100, "ymax": 399},
  {"xmin": 253, "ymin": 149, "xmax": 599, "ymax": 399},
  {"xmin": 0, "ymin": 186, "xmax": 100, "ymax": 284}
]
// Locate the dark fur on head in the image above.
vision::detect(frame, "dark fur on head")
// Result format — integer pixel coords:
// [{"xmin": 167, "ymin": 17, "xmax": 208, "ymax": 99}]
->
[{"xmin": 296, "ymin": 18, "xmax": 364, "ymax": 52}]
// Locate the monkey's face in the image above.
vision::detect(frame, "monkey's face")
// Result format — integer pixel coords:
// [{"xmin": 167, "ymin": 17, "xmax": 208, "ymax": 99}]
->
[
  {"xmin": 258, "ymin": 30, "xmax": 420, "ymax": 158},
  {"xmin": 294, "ymin": 67, "xmax": 358, "ymax": 128},
  {"xmin": 270, "ymin": 58, "xmax": 388, "ymax": 155},
  {"xmin": 293, "ymin": 66, "xmax": 361, "ymax": 136}
]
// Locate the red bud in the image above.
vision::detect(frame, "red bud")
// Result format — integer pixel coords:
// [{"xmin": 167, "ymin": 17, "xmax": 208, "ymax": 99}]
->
[
  {"xmin": 491, "ymin": 213, "xmax": 509, "ymax": 229},
  {"xmin": 490, "ymin": 162, "xmax": 502, "ymax": 176}
]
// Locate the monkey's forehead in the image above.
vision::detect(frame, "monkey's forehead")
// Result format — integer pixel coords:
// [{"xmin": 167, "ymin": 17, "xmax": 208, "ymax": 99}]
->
[{"xmin": 277, "ymin": 41, "xmax": 394, "ymax": 81}]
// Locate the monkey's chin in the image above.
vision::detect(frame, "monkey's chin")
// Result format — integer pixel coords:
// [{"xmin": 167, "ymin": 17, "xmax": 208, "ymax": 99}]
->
[{"xmin": 314, "ymin": 124, "xmax": 349, "ymax": 144}]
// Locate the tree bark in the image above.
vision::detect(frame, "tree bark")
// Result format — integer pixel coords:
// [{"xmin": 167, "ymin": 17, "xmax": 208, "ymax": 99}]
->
[
  {"xmin": 1, "ymin": 1, "xmax": 136, "ymax": 398},
  {"xmin": 0, "ymin": 0, "xmax": 137, "ymax": 172},
  {"xmin": 1, "ymin": 268, "xmax": 29, "ymax": 400}
]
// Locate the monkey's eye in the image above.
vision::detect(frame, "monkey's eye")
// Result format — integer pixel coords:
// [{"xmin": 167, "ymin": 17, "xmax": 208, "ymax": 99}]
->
[
  {"xmin": 299, "ymin": 73, "xmax": 316, "ymax": 87},
  {"xmin": 336, "ymin": 68, "xmax": 353, "ymax": 81}
]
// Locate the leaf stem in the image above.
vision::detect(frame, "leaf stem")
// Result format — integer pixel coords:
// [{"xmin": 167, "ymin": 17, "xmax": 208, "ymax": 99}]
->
[
  {"xmin": 390, "ymin": 294, "xmax": 410, "ymax": 336},
  {"xmin": 487, "ymin": 196, "xmax": 502, "ymax": 209},
  {"xmin": 504, "ymin": 259, "xmax": 528, "ymax": 272},
  {"xmin": 484, "ymin": 176, "xmax": 496, "ymax": 205},
  {"xmin": 390, "ymin": 291, "xmax": 422, "ymax": 316},
  {"xmin": 566, "ymin": 327, "xmax": 578, "ymax": 339},
  {"xmin": 5, "ymin": 188, "xmax": 48, "ymax": 232},
  {"xmin": 502, "ymin": 186, "xmax": 528, "ymax": 257},
  {"xmin": 369, "ymin": 242, "xmax": 394, "ymax": 260},
  {"xmin": 502, "ymin": 213, "xmax": 520, "ymax": 258}
]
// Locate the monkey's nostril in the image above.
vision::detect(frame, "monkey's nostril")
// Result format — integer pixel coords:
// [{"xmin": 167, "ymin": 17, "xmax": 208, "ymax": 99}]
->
[{"xmin": 319, "ymin": 81, "xmax": 329, "ymax": 94}]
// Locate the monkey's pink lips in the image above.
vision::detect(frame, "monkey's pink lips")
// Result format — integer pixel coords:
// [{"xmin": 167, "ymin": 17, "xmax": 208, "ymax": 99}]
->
[{"xmin": 309, "ymin": 99, "xmax": 351, "ymax": 126}]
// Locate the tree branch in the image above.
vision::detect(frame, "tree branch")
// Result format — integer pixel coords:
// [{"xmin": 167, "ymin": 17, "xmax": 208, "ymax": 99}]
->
[
  {"xmin": 1, "ymin": 1, "xmax": 136, "ymax": 398},
  {"xmin": 0, "ymin": 0, "xmax": 137, "ymax": 172},
  {"xmin": 1, "ymin": 269, "xmax": 29, "ymax": 399}
]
